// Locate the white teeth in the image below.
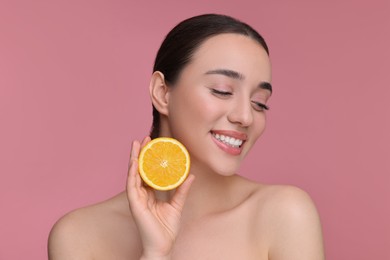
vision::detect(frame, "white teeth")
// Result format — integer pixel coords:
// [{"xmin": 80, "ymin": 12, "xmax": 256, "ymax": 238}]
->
[{"xmin": 212, "ymin": 133, "xmax": 243, "ymax": 148}]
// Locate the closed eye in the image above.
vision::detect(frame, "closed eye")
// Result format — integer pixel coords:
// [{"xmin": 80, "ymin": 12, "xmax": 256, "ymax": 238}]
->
[
  {"xmin": 251, "ymin": 101, "xmax": 269, "ymax": 111},
  {"xmin": 210, "ymin": 89, "xmax": 232, "ymax": 97}
]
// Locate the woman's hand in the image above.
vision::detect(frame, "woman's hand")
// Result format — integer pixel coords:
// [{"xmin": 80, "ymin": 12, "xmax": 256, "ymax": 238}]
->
[{"xmin": 126, "ymin": 136, "xmax": 195, "ymax": 259}]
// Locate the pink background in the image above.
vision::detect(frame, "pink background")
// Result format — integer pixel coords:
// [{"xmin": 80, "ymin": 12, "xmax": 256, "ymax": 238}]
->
[{"xmin": 1, "ymin": 1, "xmax": 389, "ymax": 259}]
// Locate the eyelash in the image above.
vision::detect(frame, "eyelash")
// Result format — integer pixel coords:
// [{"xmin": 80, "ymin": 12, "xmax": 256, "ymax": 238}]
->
[
  {"xmin": 251, "ymin": 101, "xmax": 269, "ymax": 111},
  {"xmin": 211, "ymin": 89, "xmax": 232, "ymax": 96},
  {"xmin": 211, "ymin": 89, "xmax": 270, "ymax": 111}
]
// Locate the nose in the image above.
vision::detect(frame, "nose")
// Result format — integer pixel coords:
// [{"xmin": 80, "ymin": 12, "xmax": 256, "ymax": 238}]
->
[{"xmin": 227, "ymin": 99, "xmax": 253, "ymax": 127}]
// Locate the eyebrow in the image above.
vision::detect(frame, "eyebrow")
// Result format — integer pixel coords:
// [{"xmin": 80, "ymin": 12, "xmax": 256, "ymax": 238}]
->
[
  {"xmin": 205, "ymin": 69, "xmax": 244, "ymax": 80},
  {"xmin": 260, "ymin": 82, "xmax": 272, "ymax": 93},
  {"xmin": 204, "ymin": 68, "xmax": 273, "ymax": 93}
]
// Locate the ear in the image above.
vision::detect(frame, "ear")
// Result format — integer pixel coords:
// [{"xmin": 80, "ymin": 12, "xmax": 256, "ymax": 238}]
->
[{"xmin": 149, "ymin": 71, "xmax": 170, "ymax": 116}]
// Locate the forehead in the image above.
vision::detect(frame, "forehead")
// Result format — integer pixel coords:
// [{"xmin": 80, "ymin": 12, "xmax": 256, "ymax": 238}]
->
[{"xmin": 188, "ymin": 33, "xmax": 272, "ymax": 82}]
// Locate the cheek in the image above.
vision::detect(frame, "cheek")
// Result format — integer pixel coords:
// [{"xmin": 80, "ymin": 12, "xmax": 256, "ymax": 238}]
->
[
  {"xmin": 255, "ymin": 115, "xmax": 267, "ymax": 137},
  {"xmin": 170, "ymin": 89, "xmax": 218, "ymax": 123},
  {"xmin": 168, "ymin": 90, "xmax": 207, "ymax": 134}
]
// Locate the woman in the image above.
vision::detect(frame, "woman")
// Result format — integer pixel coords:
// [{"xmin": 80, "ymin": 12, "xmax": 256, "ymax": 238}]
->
[{"xmin": 48, "ymin": 14, "xmax": 324, "ymax": 259}]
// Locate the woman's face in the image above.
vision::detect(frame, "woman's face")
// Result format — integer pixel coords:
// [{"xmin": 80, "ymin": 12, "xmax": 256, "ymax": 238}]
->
[{"xmin": 163, "ymin": 33, "xmax": 272, "ymax": 176}]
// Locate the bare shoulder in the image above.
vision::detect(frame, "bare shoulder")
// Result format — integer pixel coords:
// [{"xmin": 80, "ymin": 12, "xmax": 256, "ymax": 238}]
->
[
  {"xmin": 235, "ymin": 177, "xmax": 318, "ymax": 214},
  {"xmin": 250, "ymin": 184, "xmax": 325, "ymax": 260},
  {"xmin": 48, "ymin": 192, "xmax": 139, "ymax": 260},
  {"xmin": 253, "ymin": 184, "xmax": 320, "ymax": 218}
]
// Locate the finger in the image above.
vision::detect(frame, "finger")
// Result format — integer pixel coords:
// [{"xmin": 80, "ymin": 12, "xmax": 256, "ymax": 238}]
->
[
  {"xmin": 127, "ymin": 159, "xmax": 138, "ymax": 197},
  {"xmin": 141, "ymin": 135, "xmax": 151, "ymax": 148},
  {"xmin": 135, "ymin": 136, "xmax": 150, "ymax": 188},
  {"xmin": 128, "ymin": 140, "xmax": 140, "ymax": 170},
  {"xmin": 128, "ymin": 160, "xmax": 148, "ymax": 213},
  {"xmin": 135, "ymin": 162, "xmax": 142, "ymax": 188},
  {"xmin": 170, "ymin": 174, "xmax": 195, "ymax": 211},
  {"xmin": 127, "ymin": 141, "xmax": 141, "ymax": 198},
  {"xmin": 131, "ymin": 140, "xmax": 141, "ymax": 160},
  {"xmin": 128, "ymin": 141, "xmax": 140, "ymax": 177},
  {"xmin": 127, "ymin": 141, "xmax": 136, "ymax": 185}
]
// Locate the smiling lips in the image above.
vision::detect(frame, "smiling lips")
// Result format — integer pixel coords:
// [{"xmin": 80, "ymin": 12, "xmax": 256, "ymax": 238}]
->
[
  {"xmin": 211, "ymin": 130, "xmax": 247, "ymax": 155},
  {"xmin": 213, "ymin": 133, "xmax": 243, "ymax": 148}
]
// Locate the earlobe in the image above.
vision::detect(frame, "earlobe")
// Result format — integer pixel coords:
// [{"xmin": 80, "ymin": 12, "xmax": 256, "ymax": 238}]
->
[{"xmin": 149, "ymin": 71, "xmax": 170, "ymax": 116}]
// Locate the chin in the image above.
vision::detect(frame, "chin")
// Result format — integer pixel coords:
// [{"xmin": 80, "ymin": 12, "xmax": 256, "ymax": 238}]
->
[
  {"xmin": 218, "ymin": 171, "xmax": 238, "ymax": 177},
  {"xmin": 212, "ymin": 163, "xmax": 241, "ymax": 177}
]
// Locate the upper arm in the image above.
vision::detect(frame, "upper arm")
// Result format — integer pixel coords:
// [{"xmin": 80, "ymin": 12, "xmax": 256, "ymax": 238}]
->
[
  {"xmin": 267, "ymin": 186, "xmax": 325, "ymax": 260},
  {"xmin": 48, "ymin": 212, "xmax": 92, "ymax": 260}
]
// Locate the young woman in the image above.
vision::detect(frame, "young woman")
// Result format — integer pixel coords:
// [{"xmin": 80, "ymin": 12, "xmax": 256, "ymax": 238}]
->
[{"xmin": 48, "ymin": 14, "xmax": 325, "ymax": 259}]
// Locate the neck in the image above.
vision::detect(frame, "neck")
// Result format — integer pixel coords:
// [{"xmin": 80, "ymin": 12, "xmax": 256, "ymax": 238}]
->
[{"xmin": 155, "ymin": 161, "xmax": 240, "ymax": 222}]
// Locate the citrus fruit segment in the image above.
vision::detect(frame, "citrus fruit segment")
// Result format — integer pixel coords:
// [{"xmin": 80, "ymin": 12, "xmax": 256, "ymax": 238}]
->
[{"xmin": 138, "ymin": 137, "xmax": 190, "ymax": 191}]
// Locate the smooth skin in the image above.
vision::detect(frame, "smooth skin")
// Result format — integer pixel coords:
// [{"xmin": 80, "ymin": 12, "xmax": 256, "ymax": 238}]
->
[{"xmin": 48, "ymin": 34, "xmax": 325, "ymax": 259}]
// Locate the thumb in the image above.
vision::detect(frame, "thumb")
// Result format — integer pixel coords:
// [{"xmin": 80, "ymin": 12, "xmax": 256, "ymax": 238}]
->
[{"xmin": 170, "ymin": 174, "xmax": 195, "ymax": 211}]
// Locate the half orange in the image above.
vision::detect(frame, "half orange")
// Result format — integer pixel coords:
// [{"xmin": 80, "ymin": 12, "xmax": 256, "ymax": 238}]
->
[{"xmin": 138, "ymin": 137, "xmax": 190, "ymax": 191}]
